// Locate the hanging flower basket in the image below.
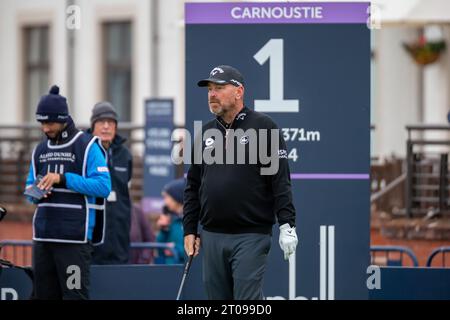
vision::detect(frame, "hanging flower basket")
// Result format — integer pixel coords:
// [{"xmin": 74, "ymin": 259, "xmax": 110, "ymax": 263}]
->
[{"xmin": 403, "ymin": 36, "xmax": 446, "ymax": 66}]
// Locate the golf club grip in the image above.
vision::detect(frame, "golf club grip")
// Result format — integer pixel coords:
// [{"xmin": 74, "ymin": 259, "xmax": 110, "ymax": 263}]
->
[
  {"xmin": 183, "ymin": 234, "xmax": 198, "ymax": 273},
  {"xmin": 184, "ymin": 254, "xmax": 194, "ymax": 274}
]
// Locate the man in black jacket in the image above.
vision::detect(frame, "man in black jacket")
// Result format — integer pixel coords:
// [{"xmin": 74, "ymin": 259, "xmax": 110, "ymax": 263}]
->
[
  {"xmin": 90, "ymin": 102, "xmax": 133, "ymax": 264},
  {"xmin": 183, "ymin": 65, "xmax": 298, "ymax": 300}
]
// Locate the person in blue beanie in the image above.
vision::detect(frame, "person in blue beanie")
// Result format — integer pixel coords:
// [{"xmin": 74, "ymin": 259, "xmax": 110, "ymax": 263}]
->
[
  {"xmin": 25, "ymin": 85, "xmax": 111, "ymax": 300},
  {"xmin": 155, "ymin": 178, "xmax": 186, "ymax": 264}
]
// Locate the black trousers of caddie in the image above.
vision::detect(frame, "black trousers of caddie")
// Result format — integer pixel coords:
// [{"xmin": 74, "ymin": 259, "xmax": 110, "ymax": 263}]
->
[
  {"xmin": 201, "ymin": 230, "xmax": 271, "ymax": 300},
  {"xmin": 32, "ymin": 241, "xmax": 93, "ymax": 300}
]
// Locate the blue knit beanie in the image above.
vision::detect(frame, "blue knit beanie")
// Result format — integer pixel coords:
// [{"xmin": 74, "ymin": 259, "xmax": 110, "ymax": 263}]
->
[
  {"xmin": 36, "ymin": 85, "xmax": 69, "ymax": 123},
  {"xmin": 162, "ymin": 178, "xmax": 186, "ymax": 205}
]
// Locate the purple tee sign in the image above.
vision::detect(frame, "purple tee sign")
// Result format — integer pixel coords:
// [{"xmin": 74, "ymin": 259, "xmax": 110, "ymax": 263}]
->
[{"xmin": 185, "ymin": 2, "xmax": 371, "ymax": 300}]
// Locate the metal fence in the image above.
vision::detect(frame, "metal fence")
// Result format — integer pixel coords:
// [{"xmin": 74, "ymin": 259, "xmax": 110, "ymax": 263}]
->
[
  {"xmin": 370, "ymin": 245, "xmax": 419, "ymax": 267},
  {"xmin": 426, "ymin": 246, "xmax": 450, "ymax": 267}
]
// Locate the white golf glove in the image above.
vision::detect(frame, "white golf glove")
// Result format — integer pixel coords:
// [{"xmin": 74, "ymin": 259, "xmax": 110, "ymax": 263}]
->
[{"xmin": 279, "ymin": 223, "xmax": 298, "ymax": 260}]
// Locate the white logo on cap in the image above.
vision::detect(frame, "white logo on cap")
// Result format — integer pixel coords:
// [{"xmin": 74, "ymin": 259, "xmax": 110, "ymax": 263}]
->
[
  {"xmin": 210, "ymin": 67, "xmax": 224, "ymax": 76},
  {"xmin": 230, "ymin": 79, "xmax": 242, "ymax": 86}
]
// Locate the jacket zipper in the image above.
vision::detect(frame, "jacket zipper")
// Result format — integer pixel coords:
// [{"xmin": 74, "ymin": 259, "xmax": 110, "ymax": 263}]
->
[{"xmin": 216, "ymin": 118, "xmax": 235, "ymax": 149}]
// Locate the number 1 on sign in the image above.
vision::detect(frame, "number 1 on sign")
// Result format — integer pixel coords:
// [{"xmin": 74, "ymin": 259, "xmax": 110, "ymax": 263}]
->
[{"xmin": 253, "ymin": 39, "xmax": 299, "ymax": 113}]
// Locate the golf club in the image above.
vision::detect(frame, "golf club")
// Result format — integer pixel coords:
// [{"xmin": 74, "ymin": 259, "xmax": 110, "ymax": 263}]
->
[{"xmin": 176, "ymin": 253, "xmax": 194, "ymax": 300}]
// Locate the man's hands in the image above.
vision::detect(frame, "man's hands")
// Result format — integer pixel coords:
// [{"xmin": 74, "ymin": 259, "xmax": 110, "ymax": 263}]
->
[
  {"xmin": 279, "ymin": 223, "xmax": 298, "ymax": 260},
  {"xmin": 184, "ymin": 234, "xmax": 201, "ymax": 257},
  {"xmin": 37, "ymin": 173, "xmax": 61, "ymax": 197}
]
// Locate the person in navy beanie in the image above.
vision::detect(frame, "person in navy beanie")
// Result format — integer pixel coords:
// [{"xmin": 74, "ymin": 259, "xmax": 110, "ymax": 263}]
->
[
  {"xmin": 25, "ymin": 85, "xmax": 111, "ymax": 299},
  {"xmin": 35, "ymin": 85, "xmax": 69, "ymax": 123},
  {"xmin": 163, "ymin": 178, "xmax": 185, "ymax": 204},
  {"xmin": 156, "ymin": 178, "xmax": 186, "ymax": 264}
]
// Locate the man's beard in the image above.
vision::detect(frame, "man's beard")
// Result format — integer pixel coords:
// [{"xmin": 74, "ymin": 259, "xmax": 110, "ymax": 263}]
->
[
  {"xmin": 209, "ymin": 106, "xmax": 224, "ymax": 116},
  {"xmin": 209, "ymin": 101, "xmax": 227, "ymax": 117},
  {"xmin": 45, "ymin": 128, "xmax": 64, "ymax": 141},
  {"xmin": 45, "ymin": 132, "xmax": 59, "ymax": 140}
]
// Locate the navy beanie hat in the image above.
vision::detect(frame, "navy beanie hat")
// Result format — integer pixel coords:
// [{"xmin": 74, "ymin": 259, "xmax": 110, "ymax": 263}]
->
[
  {"xmin": 162, "ymin": 178, "xmax": 186, "ymax": 205},
  {"xmin": 36, "ymin": 85, "xmax": 69, "ymax": 123}
]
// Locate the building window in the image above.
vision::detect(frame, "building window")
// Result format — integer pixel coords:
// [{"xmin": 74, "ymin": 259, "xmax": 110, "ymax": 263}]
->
[
  {"xmin": 103, "ymin": 22, "xmax": 132, "ymax": 122},
  {"xmin": 24, "ymin": 26, "xmax": 49, "ymax": 122}
]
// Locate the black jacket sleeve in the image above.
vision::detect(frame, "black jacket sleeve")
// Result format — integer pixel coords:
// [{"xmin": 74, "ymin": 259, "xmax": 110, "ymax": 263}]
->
[
  {"xmin": 268, "ymin": 122, "xmax": 296, "ymax": 228},
  {"xmin": 183, "ymin": 142, "xmax": 202, "ymax": 236}
]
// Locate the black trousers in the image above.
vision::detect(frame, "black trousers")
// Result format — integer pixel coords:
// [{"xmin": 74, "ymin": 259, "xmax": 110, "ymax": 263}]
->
[
  {"xmin": 201, "ymin": 230, "xmax": 272, "ymax": 300},
  {"xmin": 32, "ymin": 241, "xmax": 93, "ymax": 300}
]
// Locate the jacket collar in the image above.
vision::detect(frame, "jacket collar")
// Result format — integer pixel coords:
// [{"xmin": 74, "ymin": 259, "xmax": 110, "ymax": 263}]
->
[
  {"xmin": 47, "ymin": 116, "xmax": 79, "ymax": 145},
  {"xmin": 111, "ymin": 133, "xmax": 127, "ymax": 148}
]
